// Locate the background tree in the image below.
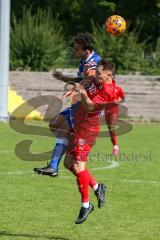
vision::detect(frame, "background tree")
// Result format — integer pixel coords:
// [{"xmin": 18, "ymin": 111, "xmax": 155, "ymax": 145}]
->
[
  {"xmin": 115, "ymin": 0, "xmax": 160, "ymax": 44},
  {"xmin": 10, "ymin": 0, "xmax": 160, "ymax": 73},
  {"xmin": 92, "ymin": 23, "xmax": 148, "ymax": 73},
  {"xmin": 11, "ymin": 0, "xmax": 160, "ymax": 44},
  {"xmin": 10, "ymin": 8, "xmax": 68, "ymax": 71}
]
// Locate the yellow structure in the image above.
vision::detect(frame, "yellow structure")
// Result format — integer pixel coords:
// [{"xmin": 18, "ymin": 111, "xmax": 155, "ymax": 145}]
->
[{"xmin": 8, "ymin": 88, "xmax": 43, "ymax": 120}]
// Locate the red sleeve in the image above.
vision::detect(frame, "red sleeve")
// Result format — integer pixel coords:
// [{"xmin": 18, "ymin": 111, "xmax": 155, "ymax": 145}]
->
[
  {"xmin": 118, "ymin": 86, "xmax": 125, "ymax": 99},
  {"xmin": 92, "ymin": 92, "xmax": 111, "ymax": 111}
]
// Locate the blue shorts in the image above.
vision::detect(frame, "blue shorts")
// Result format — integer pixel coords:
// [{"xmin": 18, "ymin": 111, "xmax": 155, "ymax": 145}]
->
[
  {"xmin": 59, "ymin": 104, "xmax": 78, "ymax": 129},
  {"xmin": 59, "ymin": 107, "xmax": 72, "ymax": 129}
]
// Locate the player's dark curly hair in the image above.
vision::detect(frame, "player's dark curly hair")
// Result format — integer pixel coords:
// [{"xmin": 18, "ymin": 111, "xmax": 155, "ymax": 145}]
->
[
  {"xmin": 98, "ymin": 59, "xmax": 115, "ymax": 75},
  {"xmin": 74, "ymin": 33, "xmax": 93, "ymax": 51}
]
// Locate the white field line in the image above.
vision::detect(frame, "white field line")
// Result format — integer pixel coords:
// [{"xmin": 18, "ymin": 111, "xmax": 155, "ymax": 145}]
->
[
  {"xmin": 0, "ymin": 150, "xmax": 13, "ymax": 153},
  {"xmin": 52, "ymin": 176, "xmax": 160, "ymax": 184},
  {"xmin": 0, "ymin": 160, "xmax": 159, "ymax": 184},
  {"xmin": 90, "ymin": 160, "xmax": 119, "ymax": 170},
  {"xmin": 0, "ymin": 160, "xmax": 119, "ymax": 176},
  {"xmin": 120, "ymin": 179, "xmax": 159, "ymax": 184},
  {"xmin": 0, "ymin": 169, "xmax": 159, "ymax": 184}
]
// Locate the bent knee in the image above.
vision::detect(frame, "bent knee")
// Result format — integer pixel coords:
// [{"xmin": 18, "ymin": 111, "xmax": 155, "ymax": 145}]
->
[
  {"xmin": 63, "ymin": 160, "xmax": 69, "ymax": 169},
  {"xmin": 49, "ymin": 119, "xmax": 58, "ymax": 130},
  {"xmin": 72, "ymin": 161, "xmax": 85, "ymax": 174},
  {"xmin": 64, "ymin": 154, "xmax": 73, "ymax": 170}
]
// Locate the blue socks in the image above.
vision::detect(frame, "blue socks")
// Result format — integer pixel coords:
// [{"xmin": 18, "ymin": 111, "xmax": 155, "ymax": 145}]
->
[{"xmin": 49, "ymin": 137, "xmax": 69, "ymax": 171}]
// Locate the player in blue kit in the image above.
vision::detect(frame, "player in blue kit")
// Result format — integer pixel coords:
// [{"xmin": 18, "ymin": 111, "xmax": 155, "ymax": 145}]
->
[{"xmin": 34, "ymin": 33, "xmax": 101, "ymax": 177}]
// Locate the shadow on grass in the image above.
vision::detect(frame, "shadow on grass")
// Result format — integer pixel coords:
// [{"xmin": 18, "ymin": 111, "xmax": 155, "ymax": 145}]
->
[{"xmin": 0, "ymin": 231, "xmax": 70, "ymax": 240}]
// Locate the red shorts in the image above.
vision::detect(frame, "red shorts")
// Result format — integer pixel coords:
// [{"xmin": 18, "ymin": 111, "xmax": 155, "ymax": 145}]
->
[{"xmin": 67, "ymin": 136, "xmax": 92, "ymax": 162}]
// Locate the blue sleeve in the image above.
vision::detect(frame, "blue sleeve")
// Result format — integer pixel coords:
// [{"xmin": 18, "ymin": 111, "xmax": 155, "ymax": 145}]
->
[
  {"xmin": 93, "ymin": 54, "xmax": 102, "ymax": 63},
  {"xmin": 89, "ymin": 54, "xmax": 102, "ymax": 70}
]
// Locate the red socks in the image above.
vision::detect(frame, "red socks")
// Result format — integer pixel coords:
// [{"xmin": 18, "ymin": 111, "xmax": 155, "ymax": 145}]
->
[
  {"xmin": 76, "ymin": 170, "xmax": 89, "ymax": 203},
  {"xmin": 85, "ymin": 168, "xmax": 96, "ymax": 188},
  {"xmin": 69, "ymin": 167, "xmax": 97, "ymax": 203},
  {"xmin": 69, "ymin": 167, "xmax": 97, "ymax": 189}
]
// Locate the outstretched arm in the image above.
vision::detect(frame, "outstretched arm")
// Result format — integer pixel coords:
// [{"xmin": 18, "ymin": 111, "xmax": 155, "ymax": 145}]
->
[{"xmin": 52, "ymin": 71, "xmax": 78, "ymax": 82}]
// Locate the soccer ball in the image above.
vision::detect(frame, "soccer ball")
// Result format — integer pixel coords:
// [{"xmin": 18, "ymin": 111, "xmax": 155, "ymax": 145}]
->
[{"xmin": 106, "ymin": 15, "xmax": 126, "ymax": 36}]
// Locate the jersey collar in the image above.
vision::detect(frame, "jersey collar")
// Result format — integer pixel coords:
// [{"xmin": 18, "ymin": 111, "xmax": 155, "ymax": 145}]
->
[{"xmin": 84, "ymin": 50, "xmax": 95, "ymax": 63}]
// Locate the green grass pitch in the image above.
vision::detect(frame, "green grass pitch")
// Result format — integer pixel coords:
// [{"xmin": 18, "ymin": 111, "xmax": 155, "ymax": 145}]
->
[{"xmin": 0, "ymin": 122, "xmax": 160, "ymax": 240}]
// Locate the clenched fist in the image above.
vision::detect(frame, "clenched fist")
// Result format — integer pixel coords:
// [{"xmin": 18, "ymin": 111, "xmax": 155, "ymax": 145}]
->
[{"xmin": 52, "ymin": 71, "xmax": 64, "ymax": 81}]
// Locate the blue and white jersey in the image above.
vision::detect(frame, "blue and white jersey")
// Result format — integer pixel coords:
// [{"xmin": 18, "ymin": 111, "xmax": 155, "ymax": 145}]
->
[
  {"xmin": 60, "ymin": 51, "xmax": 101, "ymax": 128},
  {"xmin": 77, "ymin": 51, "xmax": 101, "ymax": 81}
]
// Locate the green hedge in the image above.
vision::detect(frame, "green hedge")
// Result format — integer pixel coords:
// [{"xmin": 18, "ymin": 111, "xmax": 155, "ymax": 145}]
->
[{"xmin": 10, "ymin": 8, "xmax": 68, "ymax": 71}]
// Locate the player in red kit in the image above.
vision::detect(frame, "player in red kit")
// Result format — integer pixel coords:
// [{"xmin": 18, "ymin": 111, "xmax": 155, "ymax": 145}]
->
[
  {"xmin": 64, "ymin": 60, "xmax": 116, "ymax": 224},
  {"xmin": 104, "ymin": 80, "xmax": 125, "ymax": 156}
]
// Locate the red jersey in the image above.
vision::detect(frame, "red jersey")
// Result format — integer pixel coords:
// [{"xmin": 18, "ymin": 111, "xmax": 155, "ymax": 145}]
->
[
  {"xmin": 104, "ymin": 80, "xmax": 125, "ymax": 111},
  {"xmin": 70, "ymin": 79, "xmax": 98, "ymax": 104},
  {"xmin": 114, "ymin": 85, "xmax": 125, "ymax": 102},
  {"xmin": 111, "ymin": 80, "xmax": 125, "ymax": 102},
  {"xmin": 104, "ymin": 81, "xmax": 125, "ymax": 124},
  {"xmin": 71, "ymin": 82, "xmax": 115, "ymax": 145}
]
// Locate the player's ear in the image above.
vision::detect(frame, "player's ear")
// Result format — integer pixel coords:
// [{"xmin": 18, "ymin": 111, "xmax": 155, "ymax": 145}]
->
[{"xmin": 84, "ymin": 49, "xmax": 90, "ymax": 55}]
